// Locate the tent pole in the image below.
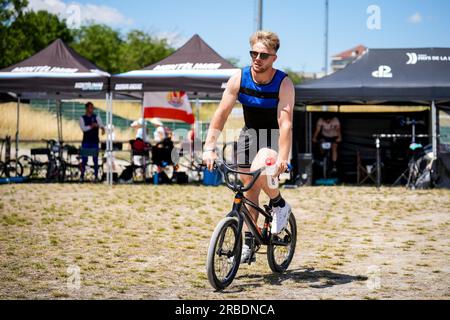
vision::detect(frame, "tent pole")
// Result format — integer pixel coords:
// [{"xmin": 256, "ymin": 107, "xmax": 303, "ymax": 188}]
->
[
  {"xmin": 140, "ymin": 97, "xmax": 148, "ymax": 181},
  {"xmin": 195, "ymin": 94, "xmax": 201, "ymax": 142},
  {"xmin": 107, "ymin": 92, "xmax": 113, "ymax": 185},
  {"xmin": 432, "ymin": 100, "xmax": 437, "ymax": 160},
  {"xmin": 15, "ymin": 95, "xmax": 20, "ymax": 161}
]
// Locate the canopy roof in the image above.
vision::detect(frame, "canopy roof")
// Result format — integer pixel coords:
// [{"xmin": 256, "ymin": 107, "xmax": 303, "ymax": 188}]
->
[
  {"xmin": 296, "ymin": 48, "xmax": 450, "ymax": 106},
  {"xmin": 112, "ymin": 34, "xmax": 239, "ymax": 93},
  {"xmin": 0, "ymin": 39, "xmax": 109, "ymax": 95}
]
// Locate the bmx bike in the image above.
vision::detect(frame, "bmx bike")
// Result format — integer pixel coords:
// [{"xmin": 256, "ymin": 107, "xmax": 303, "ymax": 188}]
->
[{"xmin": 206, "ymin": 159, "xmax": 297, "ymax": 290}]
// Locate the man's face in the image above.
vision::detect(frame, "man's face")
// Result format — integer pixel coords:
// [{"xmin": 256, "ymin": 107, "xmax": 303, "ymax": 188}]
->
[
  {"xmin": 86, "ymin": 104, "xmax": 94, "ymax": 115},
  {"xmin": 250, "ymin": 42, "xmax": 277, "ymax": 74}
]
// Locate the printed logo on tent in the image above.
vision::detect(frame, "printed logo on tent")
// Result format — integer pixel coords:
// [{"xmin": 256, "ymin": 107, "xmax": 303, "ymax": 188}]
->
[
  {"xmin": 406, "ymin": 53, "xmax": 418, "ymax": 65},
  {"xmin": 115, "ymin": 83, "xmax": 143, "ymax": 91},
  {"xmin": 406, "ymin": 52, "xmax": 450, "ymax": 65},
  {"xmin": 166, "ymin": 91, "xmax": 187, "ymax": 108},
  {"xmin": 74, "ymin": 82, "xmax": 104, "ymax": 91},
  {"xmin": 372, "ymin": 65, "xmax": 393, "ymax": 78},
  {"xmin": 12, "ymin": 66, "xmax": 78, "ymax": 73}
]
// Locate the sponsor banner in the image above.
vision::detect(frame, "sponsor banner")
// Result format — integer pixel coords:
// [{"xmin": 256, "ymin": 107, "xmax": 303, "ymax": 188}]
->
[
  {"xmin": 74, "ymin": 82, "xmax": 104, "ymax": 91},
  {"xmin": 12, "ymin": 66, "xmax": 79, "ymax": 73},
  {"xmin": 153, "ymin": 63, "xmax": 222, "ymax": 71},
  {"xmin": 115, "ymin": 83, "xmax": 144, "ymax": 91},
  {"xmin": 143, "ymin": 91, "xmax": 195, "ymax": 124},
  {"xmin": 406, "ymin": 52, "xmax": 450, "ymax": 65}
]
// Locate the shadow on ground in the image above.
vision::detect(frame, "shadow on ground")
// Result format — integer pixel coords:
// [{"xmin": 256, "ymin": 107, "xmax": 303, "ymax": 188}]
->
[{"xmin": 232, "ymin": 267, "xmax": 368, "ymax": 291}]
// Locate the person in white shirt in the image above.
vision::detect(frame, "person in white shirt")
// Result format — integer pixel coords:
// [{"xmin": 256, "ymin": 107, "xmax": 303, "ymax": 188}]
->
[{"xmin": 150, "ymin": 118, "xmax": 166, "ymax": 143}]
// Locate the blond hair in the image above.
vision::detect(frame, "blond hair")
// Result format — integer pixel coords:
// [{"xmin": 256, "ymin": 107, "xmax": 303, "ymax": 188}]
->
[{"xmin": 250, "ymin": 31, "xmax": 280, "ymax": 52}]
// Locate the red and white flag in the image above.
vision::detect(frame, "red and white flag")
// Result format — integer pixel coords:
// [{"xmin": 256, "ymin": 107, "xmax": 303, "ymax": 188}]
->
[{"xmin": 143, "ymin": 91, "xmax": 195, "ymax": 124}]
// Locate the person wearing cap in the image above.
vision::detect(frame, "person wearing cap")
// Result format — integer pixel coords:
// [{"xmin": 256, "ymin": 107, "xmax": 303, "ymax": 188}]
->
[
  {"xmin": 130, "ymin": 118, "xmax": 150, "ymax": 142},
  {"xmin": 150, "ymin": 118, "xmax": 166, "ymax": 143}
]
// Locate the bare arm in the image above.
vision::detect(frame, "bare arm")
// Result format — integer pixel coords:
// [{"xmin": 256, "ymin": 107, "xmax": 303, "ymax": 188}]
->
[
  {"xmin": 336, "ymin": 119, "xmax": 342, "ymax": 143},
  {"xmin": 312, "ymin": 119, "xmax": 322, "ymax": 143},
  {"xmin": 276, "ymin": 77, "xmax": 295, "ymax": 175},
  {"xmin": 203, "ymin": 71, "xmax": 240, "ymax": 170}
]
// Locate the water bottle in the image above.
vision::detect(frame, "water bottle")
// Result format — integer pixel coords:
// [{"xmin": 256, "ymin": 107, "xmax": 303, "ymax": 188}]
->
[
  {"xmin": 265, "ymin": 157, "xmax": 279, "ymax": 189},
  {"xmin": 153, "ymin": 166, "xmax": 159, "ymax": 185}
]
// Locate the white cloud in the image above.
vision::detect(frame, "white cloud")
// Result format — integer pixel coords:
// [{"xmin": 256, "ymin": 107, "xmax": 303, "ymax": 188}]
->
[
  {"xmin": 155, "ymin": 31, "xmax": 189, "ymax": 49},
  {"xmin": 407, "ymin": 12, "xmax": 423, "ymax": 24},
  {"xmin": 27, "ymin": 0, "xmax": 133, "ymax": 28}
]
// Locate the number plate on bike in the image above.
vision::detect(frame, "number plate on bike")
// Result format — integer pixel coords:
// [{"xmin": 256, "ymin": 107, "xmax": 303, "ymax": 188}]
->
[{"xmin": 321, "ymin": 142, "xmax": 332, "ymax": 150}]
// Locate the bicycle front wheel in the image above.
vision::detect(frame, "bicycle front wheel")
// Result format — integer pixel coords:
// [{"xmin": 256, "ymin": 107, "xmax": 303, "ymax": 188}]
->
[
  {"xmin": 206, "ymin": 217, "xmax": 242, "ymax": 290},
  {"xmin": 267, "ymin": 213, "xmax": 297, "ymax": 273}
]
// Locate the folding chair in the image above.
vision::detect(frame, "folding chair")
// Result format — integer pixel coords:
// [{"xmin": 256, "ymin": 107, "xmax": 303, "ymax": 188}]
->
[{"xmin": 357, "ymin": 151, "xmax": 377, "ymax": 185}]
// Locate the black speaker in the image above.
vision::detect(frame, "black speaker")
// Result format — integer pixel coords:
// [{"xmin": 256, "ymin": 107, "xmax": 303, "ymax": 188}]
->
[{"xmin": 297, "ymin": 153, "xmax": 313, "ymax": 186}]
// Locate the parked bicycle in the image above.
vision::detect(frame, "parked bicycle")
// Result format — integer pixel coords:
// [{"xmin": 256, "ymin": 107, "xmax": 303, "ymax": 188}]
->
[
  {"xmin": 17, "ymin": 139, "xmax": 65, "ymax": 182},
  {"xmin": 0, "ymin": 137, "xmax": 23, "ymax": 179},
  {"xmin": 206, "ymin": 159, "xmax": 297, "ymax": 290}
]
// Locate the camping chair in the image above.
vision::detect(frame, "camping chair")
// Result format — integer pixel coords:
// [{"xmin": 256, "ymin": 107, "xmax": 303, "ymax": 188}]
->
[{"xmin": 357, "ymin": 150, "xmax": 377, "ymax": 185}]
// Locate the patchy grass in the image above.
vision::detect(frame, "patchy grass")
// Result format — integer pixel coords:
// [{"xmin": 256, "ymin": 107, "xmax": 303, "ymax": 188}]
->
[{"xmin": 0, "ymin": 184, "xmax": 448, "ymax": 300}]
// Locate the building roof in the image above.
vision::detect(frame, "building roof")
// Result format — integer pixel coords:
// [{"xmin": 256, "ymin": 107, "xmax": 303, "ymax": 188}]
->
[{"xmin": 333, "ymin": 45, "xmax": 367, "ymax": 60}]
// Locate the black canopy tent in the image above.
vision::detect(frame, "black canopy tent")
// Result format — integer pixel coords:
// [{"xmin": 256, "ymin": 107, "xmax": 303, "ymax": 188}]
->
[
  {"xmin": 111, "ymin": 34, "xmax": 239, "ymax": 160},
  {"xmin": 111, "ymin": 34, "xmax": 239, "ymax": 94},
  {"xmin": 294, "ymin": 48, "xmax": 450, "ymax": 186},
  {"xmin": 0, "ymin": 39, "xmax": 113, "ymax": 181}
]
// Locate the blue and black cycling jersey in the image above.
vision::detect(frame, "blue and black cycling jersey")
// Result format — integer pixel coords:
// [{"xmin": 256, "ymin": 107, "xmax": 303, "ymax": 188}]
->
[{"xmin": 238, "ymin": 66, "xmax": 287, "ymax": 130}]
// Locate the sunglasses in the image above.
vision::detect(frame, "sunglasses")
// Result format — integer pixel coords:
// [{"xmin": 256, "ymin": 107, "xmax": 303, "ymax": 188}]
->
[{"xmin": 249, "ymin": 51, "xmax": 276, "ymax": 60}]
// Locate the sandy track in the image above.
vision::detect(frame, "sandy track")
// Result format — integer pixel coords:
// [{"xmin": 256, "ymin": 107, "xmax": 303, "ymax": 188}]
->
[{"xmin": 0, "ymin": 184, "xmax": 449, "ymax": 300}]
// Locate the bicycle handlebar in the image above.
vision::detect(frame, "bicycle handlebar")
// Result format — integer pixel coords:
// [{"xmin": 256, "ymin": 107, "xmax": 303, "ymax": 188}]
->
[{"xmin": 214, "ymin": 159, "xmax": 292, "ymax": 193}]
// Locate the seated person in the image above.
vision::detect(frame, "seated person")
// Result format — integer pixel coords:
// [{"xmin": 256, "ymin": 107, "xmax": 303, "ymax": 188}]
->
[{"xmin": 312, "ymin": 113, "xmax": 342, "ymax": 173}]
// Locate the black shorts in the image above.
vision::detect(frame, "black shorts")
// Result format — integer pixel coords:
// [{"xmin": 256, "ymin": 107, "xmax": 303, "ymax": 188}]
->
[
  {"xmin": 320, "ymin": 135, "xmax": 339, "ymax": 143},
  {"xmin": 236, "ymin": 127, "xmax": 279, "ymax": 168}
]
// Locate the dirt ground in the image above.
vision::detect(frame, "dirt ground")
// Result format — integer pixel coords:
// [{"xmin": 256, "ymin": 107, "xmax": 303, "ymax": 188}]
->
[{"xmin": 0, "ymin": 184, "xmax": 449, "ymax": 300}]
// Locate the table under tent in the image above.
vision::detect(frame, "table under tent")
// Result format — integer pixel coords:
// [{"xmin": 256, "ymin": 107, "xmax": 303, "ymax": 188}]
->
[{"xmin": 294, "ymin": 47, "xmax": 450, "ymax": 188}]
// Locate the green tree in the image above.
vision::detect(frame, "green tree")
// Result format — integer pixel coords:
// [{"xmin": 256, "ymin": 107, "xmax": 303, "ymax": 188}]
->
[
  {"xmin": 285, "ymin": 68, "xmax": 303, "ymax": 85},
  {"xmin": 119, "ymin": 30, "xmax": 174, "ymax": 72},
  {"xmin": 0, "ymin": 0, "xmax": 28, "ymax": 25},
  {"xmin": 71, "ymin": 24, "xmax": 123, "ymax": 74},
  {"xmin": 1, "ymin": 8, "xmax": 72, "ymax": 68}
]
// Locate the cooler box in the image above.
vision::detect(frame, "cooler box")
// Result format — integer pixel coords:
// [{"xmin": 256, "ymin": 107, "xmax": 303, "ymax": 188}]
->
[{"xmin": 203, "ymin": 168, "xmax": 223, "ymax": 186}]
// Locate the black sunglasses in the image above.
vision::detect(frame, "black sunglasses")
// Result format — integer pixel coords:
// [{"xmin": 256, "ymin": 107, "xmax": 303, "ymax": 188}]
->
[{"xmin": 249, "ymin": 51, "xmax": 276, "ymax": 60}]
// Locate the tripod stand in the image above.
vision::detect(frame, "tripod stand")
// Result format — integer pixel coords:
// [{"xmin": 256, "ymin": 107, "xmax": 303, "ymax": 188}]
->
[{"xmin": 392, "ymin": 119, "xmax": 425, "ymax": 189}]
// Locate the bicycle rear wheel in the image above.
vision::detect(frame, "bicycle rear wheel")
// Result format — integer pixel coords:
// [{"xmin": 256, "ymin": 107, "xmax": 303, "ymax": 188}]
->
[
  {"xmin": 267, "ymin": 213, "xmax": 297, "ymax": 273},
  {"xmin": 206, "ymin": 217, "xmax": 242, "ymax": 290}
]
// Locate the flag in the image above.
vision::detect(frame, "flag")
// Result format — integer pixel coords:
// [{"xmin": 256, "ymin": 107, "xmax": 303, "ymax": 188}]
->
[{"xmin": 143, "ymin": 91, "xmax": 195, "ymax": 124}]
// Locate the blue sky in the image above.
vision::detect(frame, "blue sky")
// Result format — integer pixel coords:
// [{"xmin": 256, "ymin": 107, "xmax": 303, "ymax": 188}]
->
[{"xmin": 29, "ymin": 0, "xmax": 450, "ymax": 72}]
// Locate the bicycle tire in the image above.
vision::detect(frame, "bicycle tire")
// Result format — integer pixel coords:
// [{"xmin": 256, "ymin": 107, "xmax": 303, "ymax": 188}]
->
[
  {"xmin": 206, "ymin": 217, "xmax": 242, "ymax": 290},
  {"xmin": 267, "ymin": 213, "xmax": 297, "ymax": 273},
  {"xmin": 0, "ymin": 161, "xmax": 4, "ymax": 178},
  {"xmin": 4, "ymin": 160, "xmax": 23, "ymax": 178},
  {"xmin": 17, "ymin": 155, "xmax": 34, "ymax": 179}
]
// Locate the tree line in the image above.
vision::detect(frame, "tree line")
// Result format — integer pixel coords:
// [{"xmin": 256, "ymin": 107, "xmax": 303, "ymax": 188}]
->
[
  {"xmin": 0, "ymin": 0, "xmax": 175, "ymax": 73},
  {"xmin": 0, "ymin": 0, "xmax": 302, "ymax": 83}
]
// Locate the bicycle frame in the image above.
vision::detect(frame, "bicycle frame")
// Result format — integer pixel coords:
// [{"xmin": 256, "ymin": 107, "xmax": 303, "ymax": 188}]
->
[{"xmin": 216, "ymin": 160, "xmax": 292, "ymax": 259}]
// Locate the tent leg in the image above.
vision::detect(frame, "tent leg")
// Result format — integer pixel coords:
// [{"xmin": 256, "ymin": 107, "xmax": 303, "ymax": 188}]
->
[
  {"xmin": 15, "ymin": 96, "xmax": 20, "ymax": 161},
  {"xmin": 432, "ymin": 101, "xmax": 437, "ymax": 160},
  {"xmin": 106, "ymin": 92, "xmax": 113, "ymax": 186}
]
